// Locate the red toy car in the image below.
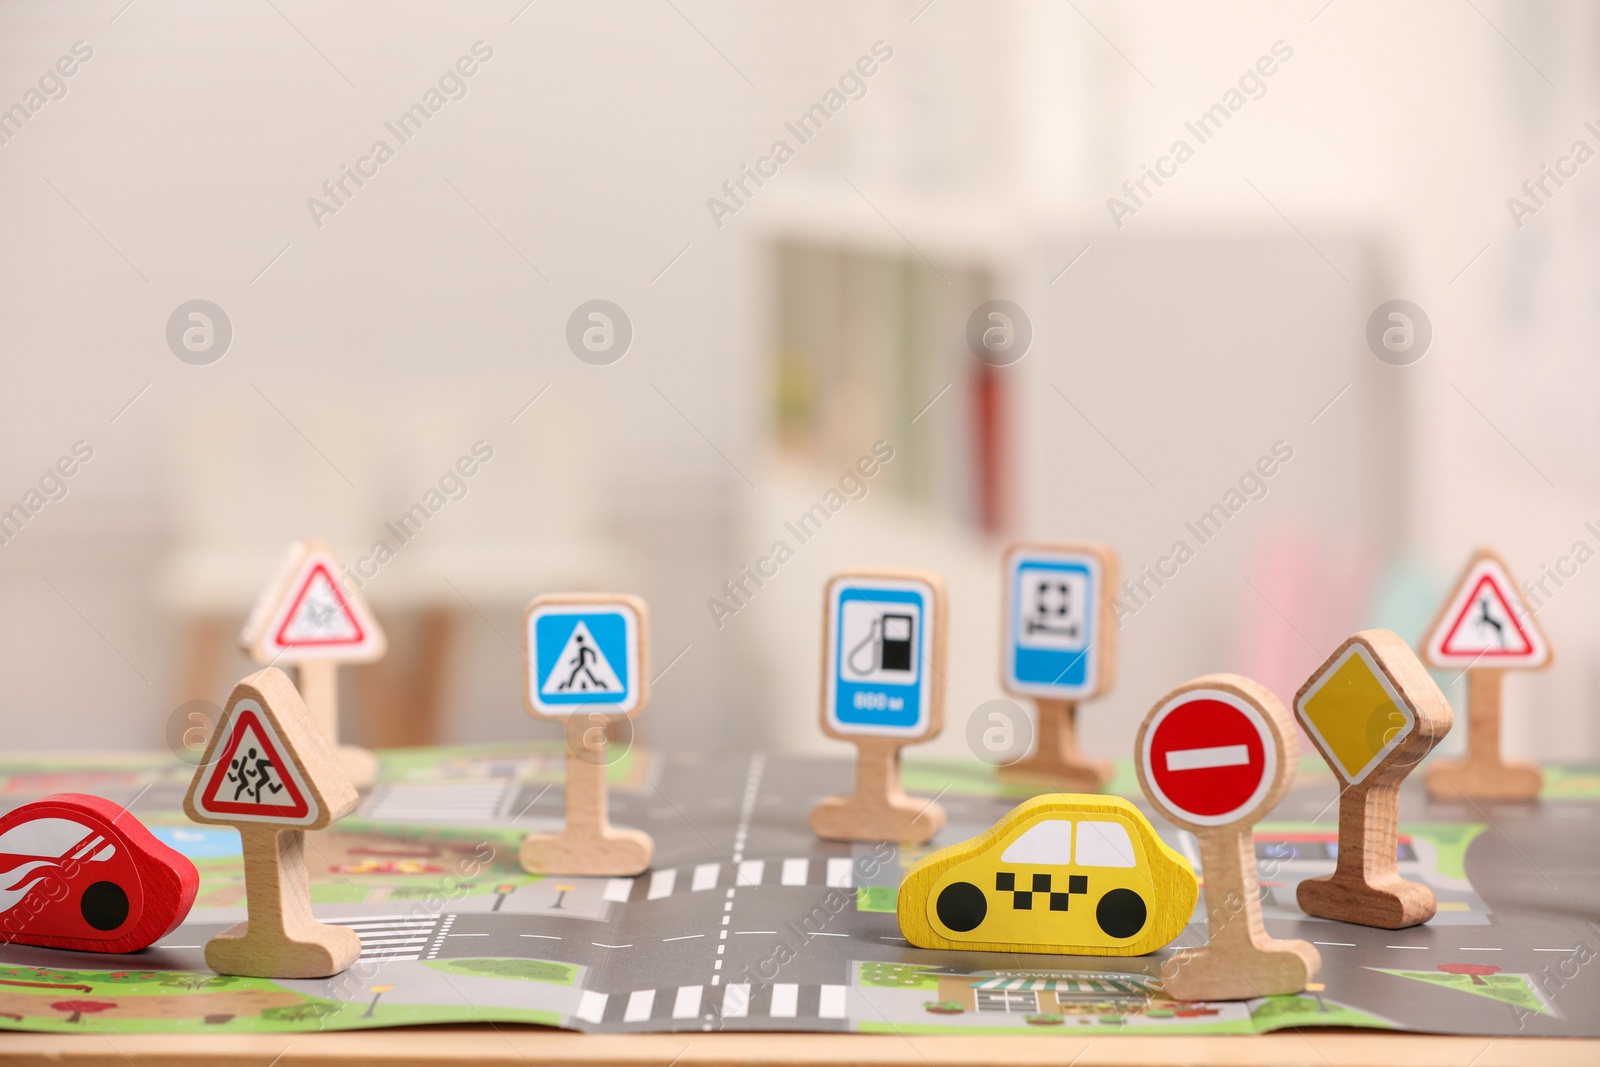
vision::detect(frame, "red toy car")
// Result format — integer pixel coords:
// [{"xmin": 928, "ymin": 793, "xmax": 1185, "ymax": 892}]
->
[{"xmin": 0, "ymin": 793, "xmax": 199, "ymax": 953}]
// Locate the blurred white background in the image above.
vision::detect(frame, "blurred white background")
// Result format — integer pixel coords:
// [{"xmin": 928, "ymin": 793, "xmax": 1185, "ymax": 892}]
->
[{"xmin": 0, "ymin": 1, "xmax": 1594, "ymax": 765}]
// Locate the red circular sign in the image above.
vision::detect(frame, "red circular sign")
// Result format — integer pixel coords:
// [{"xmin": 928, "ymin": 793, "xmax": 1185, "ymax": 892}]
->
[{"xmin": 1142, "ymin": 692, "xmax": 1274, "ymax": 827}]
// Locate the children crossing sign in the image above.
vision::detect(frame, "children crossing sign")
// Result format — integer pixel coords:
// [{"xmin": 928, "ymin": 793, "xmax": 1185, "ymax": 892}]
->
[
  {"xmin": 823, "ymin": 572, "xmax": 944, "ymax": 739},
  {"xmin": 192, "ymin": 706, "xmax": 316, "ymax": 824},
  {"xmin": 525, "ymin": 595, "xmax": 647, "ymax": 717},
  {"xmin": 1002, "ymin": 543, "xmax": 1116, "ymax": 700},
  {"xmin": 184, "ymin": 668, "xmax": 357, "ymax": 833},
  {"xmin": 241, "ymin": 540, "xmax": 385, "ymax": 663}
]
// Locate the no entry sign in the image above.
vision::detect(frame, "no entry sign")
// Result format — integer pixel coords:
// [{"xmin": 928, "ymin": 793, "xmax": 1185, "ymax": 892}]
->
[{"xmin": 1139, "ymin": 686, "xmax": 1281, "ymax": 828}]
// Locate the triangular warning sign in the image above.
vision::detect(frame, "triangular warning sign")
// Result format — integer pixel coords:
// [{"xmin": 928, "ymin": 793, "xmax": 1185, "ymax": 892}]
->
[
  {"xmin": 185, "ymin": 668, "xmax": 358, "ymax": 830},
  {"xmin": 276, "ymin": 563, "xmax": 364, "ymax": 648},
  {"xmin": 541, "ymin": 620, "xmax": 623, "ymax": 695},
  {"xmin": 194, "ymin": 708, "xmax": 315, "ymax": 823},
  {"xmin": 241, "ymin": 541, "xmax": 385, "ymax": 663},
  {"xmin": 1423, "ymin": 551, "xmax": 1550, "ymax": 669}
]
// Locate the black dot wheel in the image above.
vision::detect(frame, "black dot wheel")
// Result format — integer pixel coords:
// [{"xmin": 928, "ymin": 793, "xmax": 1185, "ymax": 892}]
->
[
  {"xmin": 1095, "ymin": 887, "xmax": 1146, "ymax": 939},
  {"xmin": 80, "ymin": 880, "xmax": 130, "ymax": 932},
  {"xmin": 935, "ymin": 881, "xmax": 987, "ymax": 933}
]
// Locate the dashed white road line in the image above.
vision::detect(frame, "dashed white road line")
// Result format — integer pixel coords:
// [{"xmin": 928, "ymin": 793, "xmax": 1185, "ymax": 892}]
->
[
  {"xmin": 1314, "ymin": 941, "xmax": 1356, "ymax": 947},
  {"xmin": 1388, "ymin": 945, "xmax": 1428, "ymax": 950},
  {"xmin": 663, "ymin": 933, "xmax": 704, "ymax": 942},
  {"xmin": 703, "ymin": 753, "xmax": 765, "ymax": 1030},
  {"xmin": 520, "ymin": 934, "xmax": 561, "ymax": 940},
  {"xmin": 591, "ymin": 942, "xmax": 633, "ymax": 949},
  {"xmin": 1460, "ymin": 947, "xmax": 1501, "ymax": 951}
]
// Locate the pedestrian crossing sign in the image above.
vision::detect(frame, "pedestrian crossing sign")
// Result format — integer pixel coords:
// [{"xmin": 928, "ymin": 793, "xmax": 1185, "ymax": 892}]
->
[
  {"xmin": 525, "ymin": 595, "xmax": 648, "ymax": 718},
  {"xmin": 1002, "ymin": 543, "xmax": 1118, "ymax": 700}
]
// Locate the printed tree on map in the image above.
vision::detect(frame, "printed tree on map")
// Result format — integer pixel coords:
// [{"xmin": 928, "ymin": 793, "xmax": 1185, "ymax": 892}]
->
[
  {"xmin": 1375, "ymin": 966, "xmax": 1547, "ymax": 1015},
  {"xmin": 50, "ymin": 999, "xmax": 116, "ymax": 1024},
  {"xmin": 1438, "ymin": 963, "xmax": 1500, "ymax": 985}
]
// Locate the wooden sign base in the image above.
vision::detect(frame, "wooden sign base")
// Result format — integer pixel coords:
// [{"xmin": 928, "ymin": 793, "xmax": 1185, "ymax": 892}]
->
[
  {"xmin": 299, "ymin": 660, "xmax": 378, "ymax": 790},
  {"xmin": 1163, "ymin": 827, "xmax": 1319, "ymax": 1002},
  {"xmin": 519, "ymin": 720, "xmax": 652, "ymax": 877},
  {"xmin": 207, "ymin": 826, "xmax": 360, "ymax": 979},
  {"xmin": 1425, "ymin": 668, "xmax": 1542, "ymax": 801},
  {"xmin": 1297, "ymin": 781, "xmax": 1435, "ymax": 928},
  {"xmin": 810, "ymin": 736, "xmax": 945, "ymax": 843},
  {"xmin": 996, "ymin": 699, "xmax": 1111, "ymax": 791}
]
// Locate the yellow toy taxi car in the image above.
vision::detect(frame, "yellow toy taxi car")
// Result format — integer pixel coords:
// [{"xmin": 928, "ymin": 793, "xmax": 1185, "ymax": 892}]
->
[{"xmin": 897, "ymin": 794, "xmax": 1197, "ymax": 956}]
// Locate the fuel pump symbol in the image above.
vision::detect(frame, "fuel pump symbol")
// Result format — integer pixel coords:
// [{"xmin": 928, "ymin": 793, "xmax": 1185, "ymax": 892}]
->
[{"xmin": 846, "ymin": 612, "xmax": 916, "ymax": 677}]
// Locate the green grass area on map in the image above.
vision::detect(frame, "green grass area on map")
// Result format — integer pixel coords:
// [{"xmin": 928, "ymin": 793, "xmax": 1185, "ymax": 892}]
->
[
  {"xmin": 1250, "ymin": 994, "xmax": 1396, "ymax": 1030},
  {"xmin": 857, "ymin": 963, "xmax": 938, "ymax": 990},
  {"xmin": 1375, "ymin": 969, "xmax": 1547, "ymax": 1014},
  {"xmin": 855, "ymin": 886, "xmax": 897, "ymax": 913},
  {"xmin": 423, "ymin": 958, "xmax": 577, "ymax": 985}
]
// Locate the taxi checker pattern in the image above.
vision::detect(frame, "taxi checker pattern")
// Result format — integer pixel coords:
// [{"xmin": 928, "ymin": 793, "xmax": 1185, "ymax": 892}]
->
[
  {"xmin": 996, "ymin": 870, "xmax": 1087, "ymax": 911},
  {"xmin": 898, "ymin": 793, "xmax": 1197, "ymax": 957}
]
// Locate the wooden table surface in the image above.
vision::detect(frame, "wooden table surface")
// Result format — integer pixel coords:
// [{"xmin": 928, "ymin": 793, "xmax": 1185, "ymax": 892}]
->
[{"xmin": 4, "ymin": 1029, "xmax": 1597, "ymax": 1066}]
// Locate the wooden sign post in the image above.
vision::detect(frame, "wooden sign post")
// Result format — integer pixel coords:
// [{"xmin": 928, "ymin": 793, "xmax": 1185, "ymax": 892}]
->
[
  {"xmin": 1136, "ymin": 674, "xmax": 1319, "ymax": 1001},
  {"xmin": 810, "ymin": 569, "xmax": 947, "ymax": 843},
  {"xmin": 996, "ymin": 543, "xmax": 1117, "ymax": 790},
  {"xmin": 519, "ymin": 593, "xmax": 653, "ymax": 877},
  {"xmin": 1294, "ymin": 630, "xmax": 1452, "ymax": 928},
  {"xmin": 1421, "ymin": 549, "xmax": 1550, "ymax": 801},
  {"xmin": 184, "ymin": 668, "xmax": 360, "ymax": 978},
  {"xmin": 241, "ymin": 539, "xmax": 386, "ymax": 789}
]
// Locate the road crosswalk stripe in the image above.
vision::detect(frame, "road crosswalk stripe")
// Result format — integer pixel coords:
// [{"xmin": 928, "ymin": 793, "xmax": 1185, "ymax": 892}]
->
[
  {"xmin": 735, "ymin": 860, "xmax": 764, "ymax": 887},
  {"xmin": 721, "ymin": 983, "xmax": 750, "ymax": 1018},
  {"xmin": 324, "ymin": 915, "xmax": 443, "ymax": 964},
  {"xmin": 647, "ymin": 868, "xmax": 676, "ymax": 899},
  {"xmin": 575, "ymin": 990, "xmax": 608, "ymax": 1023},
  {"xmin": 603, "ymin": 877, "xmax": 634, "ymax": 902},
  {"xmin": 780, "ymin": 858, "xmax": 808, "ymax": 886},
  {"xmin": 825, "ymin": 858, "xmax": 853, "ymax": 888},
  {"xmin": 691, "ymin": 863, "xmax": 719, "ymax": 891},
  {"xmin": 769, "ymin": 983, "xmax": 798, "ymax": 1018},
  {"xmin": 672, "ymin": 985, "xmax": 702, "ymax": 1019},
  {"xmin": 818, "ymin": 984, "xmax": 847, "ymax": 1019},
  {"xmin": 624, "ymin": 988, "xmax": 654, "ymax": 1023}
]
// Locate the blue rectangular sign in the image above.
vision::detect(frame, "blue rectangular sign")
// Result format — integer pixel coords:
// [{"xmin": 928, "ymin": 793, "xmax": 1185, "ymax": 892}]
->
[
  {"xmin": 824, "ymin": 577, "xmax": 935, "ymax": 738},
  {"xmin": 1004, "ymin": 549, "xmax": 1103, "ymax": 699},
  {"xmin": 527, "ymin": 604, "xmax": 639, "ymax": 715}
]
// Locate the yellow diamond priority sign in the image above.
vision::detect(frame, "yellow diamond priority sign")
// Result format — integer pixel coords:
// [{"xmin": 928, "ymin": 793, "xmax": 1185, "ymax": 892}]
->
[{"xmin": 1294, "ymin": 631, "xmax": 1451, "ymax": 788}]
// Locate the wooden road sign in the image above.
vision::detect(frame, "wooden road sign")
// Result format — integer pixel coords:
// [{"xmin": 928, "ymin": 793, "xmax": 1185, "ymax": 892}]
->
[
  {"xmin": 519, "ymin": 593, "xmax": 653, "ymax": 877},
  {"xmin": 997, "ymin": 542, "xmax": 1118, "ymax": 791},
  {"xmin": 1294, "ymin": 630, "xmax": 1452, "ymax": 928},
  {"xmin": 184, "ymin": 668, "xmax": 360, "ymax": 978},
  {"xmin": 810, "ymin": 568, "xmax": 947, "ymax": 843},
  {"xmin": 1135, "ymin": 674, "xmax": 1319, "ymax": 1001},
  {"xmin": 241, "ymin": 539, "xmax": 386, "ymax": 789},
  {"xmin": 1421, "ymin": 549, "xmax": 1549, "ymax": 800}
]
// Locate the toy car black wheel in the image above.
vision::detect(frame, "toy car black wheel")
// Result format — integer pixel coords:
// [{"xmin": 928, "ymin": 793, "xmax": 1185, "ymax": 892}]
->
[
  {"xmin": 80, "ymin": 880, "xmax": 129, "ymax": 931},
  {"xmin": 935, "ymin": 881, "xmax": 987, "ymax": 933},
  {"xmin": 1095, "ymin": 887, "xmax": 1146, "ymax": 939}
]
